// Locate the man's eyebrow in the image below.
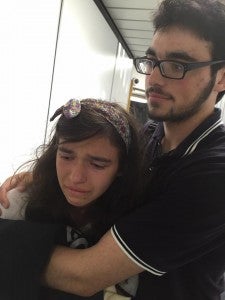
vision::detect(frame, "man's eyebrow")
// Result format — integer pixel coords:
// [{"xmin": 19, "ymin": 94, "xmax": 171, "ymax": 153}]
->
[
  {"xmin": 166, "ymin": 51, "xmax": 197, "ymax": 62},
  {"xmin": 145, "ymin": 47, "xmax": 156, "ymax": 56},
  {"xmin": 145, "ymin": 48, "xmax": 197, "ymax": 62}
]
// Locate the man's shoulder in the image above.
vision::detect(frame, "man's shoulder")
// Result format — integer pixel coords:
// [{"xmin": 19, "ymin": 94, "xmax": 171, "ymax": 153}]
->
[
  {"xmin": 139, "ymin": 120, "xmax": 159, "ymax": 152},
  {"xmin": 141, "ymin": 120, "xmax": 158, "ymax": 137}
]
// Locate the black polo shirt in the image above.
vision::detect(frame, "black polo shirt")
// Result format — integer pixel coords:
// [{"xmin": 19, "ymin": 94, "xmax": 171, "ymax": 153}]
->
[{"xmin": 112, "ymin": 108, "xmax": 225, "ymax": 300}]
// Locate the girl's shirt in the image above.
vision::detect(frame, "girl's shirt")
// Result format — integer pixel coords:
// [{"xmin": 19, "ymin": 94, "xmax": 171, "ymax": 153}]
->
[{"xmin": 0, "ymin": 188, "xmax": 138, "ymax": 299}]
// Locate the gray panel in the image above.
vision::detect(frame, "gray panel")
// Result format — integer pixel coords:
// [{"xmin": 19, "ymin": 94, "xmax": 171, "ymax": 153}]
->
[
  {"xmin": 96, "ymin": 0, "xmax": 157, "ymax": 58},
  {"xmin": 107, "ymin": 7, "xmax": 154, "ymax": 21},
  {"xmin": 102, "ymin": 0, "xmax": 159, "ymax": 9}
]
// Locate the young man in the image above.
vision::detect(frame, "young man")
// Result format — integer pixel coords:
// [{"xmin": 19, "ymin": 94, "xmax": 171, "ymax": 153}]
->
[{"xmin": 1, "ymin": 0, "xmax": 225, "ymax": 299}]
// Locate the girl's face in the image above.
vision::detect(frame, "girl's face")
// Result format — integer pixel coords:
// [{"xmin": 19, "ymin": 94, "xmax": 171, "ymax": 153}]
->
[{"xmin": 56, "ymin": 135, "xmax": 120, "ymax": 207}]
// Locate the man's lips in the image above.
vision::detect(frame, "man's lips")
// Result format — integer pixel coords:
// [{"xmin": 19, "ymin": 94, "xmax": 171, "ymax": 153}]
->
[
  {"xmin": 147, "ymin": 92, "xmax": 172, "ymax": 103},
  {"xmin": 148, "ymin": 92, "xmax": 171, "ymax": 99}
]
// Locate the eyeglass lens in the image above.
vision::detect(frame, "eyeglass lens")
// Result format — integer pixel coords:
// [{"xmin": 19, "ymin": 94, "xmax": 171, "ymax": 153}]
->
[{"xmin": 137, "ymin": 59, "xmax": 185, "ymax": 79}]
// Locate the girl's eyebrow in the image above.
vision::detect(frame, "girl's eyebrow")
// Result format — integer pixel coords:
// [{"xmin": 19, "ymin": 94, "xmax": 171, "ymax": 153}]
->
[
  {"xmin": 58, "ymin": 145, "xmax": 112, "ymax": 163},
  {"xmin": 88, "ymin": 155, "xmax": 112, "ymax": 163},
  {"xmin": 57, "ymin": 145, "xmax": 73, "ymax": 154}
]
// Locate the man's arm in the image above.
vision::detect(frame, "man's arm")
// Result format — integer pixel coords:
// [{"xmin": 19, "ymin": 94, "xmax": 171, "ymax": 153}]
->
[{"xmin": 43, "ymin": 230, "xmax": 143, "ymax": 297}]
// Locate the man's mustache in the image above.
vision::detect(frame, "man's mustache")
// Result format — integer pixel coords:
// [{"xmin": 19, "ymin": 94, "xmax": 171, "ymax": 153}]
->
[{"xmin": 145, "ymin": 86, "xmax": 172, "ymax": 99}]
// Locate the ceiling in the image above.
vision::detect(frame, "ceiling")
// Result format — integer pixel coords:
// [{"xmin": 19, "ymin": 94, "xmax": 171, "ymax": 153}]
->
[{"xmin": 93, "ymin": 0, "xmax": 160, "ymax": 59}]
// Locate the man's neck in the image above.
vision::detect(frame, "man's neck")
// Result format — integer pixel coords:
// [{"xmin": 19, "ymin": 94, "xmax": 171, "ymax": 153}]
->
[{"xmin": 161, "ymin": 107, "xmax": 214, "ymax": 153}]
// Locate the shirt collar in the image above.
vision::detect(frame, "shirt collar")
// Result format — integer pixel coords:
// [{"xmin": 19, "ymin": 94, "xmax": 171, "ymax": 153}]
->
[{"xmin": 152, "ymin": 108, "xmax": 223, "ymax": 158}]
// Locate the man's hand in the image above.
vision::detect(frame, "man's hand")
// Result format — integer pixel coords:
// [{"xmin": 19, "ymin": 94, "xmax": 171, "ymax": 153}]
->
[{"xmin": 0, "ymin": 172, "xmax": 32, "ymax": 209}]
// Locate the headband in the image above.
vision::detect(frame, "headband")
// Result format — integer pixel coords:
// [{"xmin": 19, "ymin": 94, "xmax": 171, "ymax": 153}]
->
[{"xmin": 50, "ymin": 99, "xmax": 131, "ymax": 151}]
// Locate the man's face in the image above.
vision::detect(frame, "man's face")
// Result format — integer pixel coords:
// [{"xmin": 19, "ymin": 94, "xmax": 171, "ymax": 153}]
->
[{"xmin": 145, "ymin": 26, "xmax": 218, "ymax": 122}]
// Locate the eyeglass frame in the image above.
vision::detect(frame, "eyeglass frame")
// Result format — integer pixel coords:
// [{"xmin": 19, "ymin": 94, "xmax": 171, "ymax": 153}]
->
[{"xmin": 133, "ymin": 56, "xmax": 225, "ymax": 79}]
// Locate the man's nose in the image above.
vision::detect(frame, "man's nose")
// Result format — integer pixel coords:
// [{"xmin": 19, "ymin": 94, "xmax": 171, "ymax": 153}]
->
[{"xmin": 145, "ymin": 65, "xmax": 165, "ymax": 86}]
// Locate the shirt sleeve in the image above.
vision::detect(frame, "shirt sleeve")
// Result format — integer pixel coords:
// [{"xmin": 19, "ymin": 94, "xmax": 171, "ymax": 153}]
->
[
  {"xmin": 0, "ymin": 219, "xmax": 66, "ymax": 300},
  {"xmin": 111, "ymin": 158, "xmax": 225, "ymax": 276}
]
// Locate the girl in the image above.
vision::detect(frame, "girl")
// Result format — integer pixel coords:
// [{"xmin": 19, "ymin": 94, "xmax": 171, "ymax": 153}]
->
[{"xmin": 0, "ymin": 98, "xmax": 142, "ymax": 299}]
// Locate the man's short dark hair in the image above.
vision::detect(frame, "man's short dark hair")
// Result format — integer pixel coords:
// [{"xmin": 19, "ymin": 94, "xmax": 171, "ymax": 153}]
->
[{"xmin": 153, "ymin": 0, "xmax": 225, "ymax": 102}]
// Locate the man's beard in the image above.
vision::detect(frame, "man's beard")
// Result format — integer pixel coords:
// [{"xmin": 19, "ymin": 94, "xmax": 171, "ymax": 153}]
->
[{"xmin": 146, "ymin": 75, "xmax": 216, "ymax": 123}]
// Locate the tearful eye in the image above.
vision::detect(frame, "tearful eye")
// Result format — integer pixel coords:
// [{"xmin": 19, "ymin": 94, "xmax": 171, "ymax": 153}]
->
[
  {"xmin": 57, "ymin": 150, "xmax": 74, "ymax": 161},
  {"xmin": 90, "ymin": 162, "xmax": 107, "ymax": 169},
  {"xmin": 59, "ymin": 154, "xmax": 73, "ymax": 161}
]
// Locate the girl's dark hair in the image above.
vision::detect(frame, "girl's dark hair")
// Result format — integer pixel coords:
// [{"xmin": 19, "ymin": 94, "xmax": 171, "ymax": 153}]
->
[
  {"xmin": 153, "ymin": 0, "xmax": 225, "ymax": 102},
  {"xmin": 24, "ymin": 100, "xmax": 142, "ymax": 242}
]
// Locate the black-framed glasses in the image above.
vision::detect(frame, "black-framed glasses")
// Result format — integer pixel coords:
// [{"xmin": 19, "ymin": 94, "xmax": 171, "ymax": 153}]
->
[{"xmin": 134, "ymin": 57, "xmax": 225, "ymax": 79}]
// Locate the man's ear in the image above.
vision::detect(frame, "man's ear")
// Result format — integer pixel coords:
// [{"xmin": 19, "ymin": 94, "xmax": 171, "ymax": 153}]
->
[{"xmin": 215, "ymin": 67, "xmax": 225, "ymax": 92}]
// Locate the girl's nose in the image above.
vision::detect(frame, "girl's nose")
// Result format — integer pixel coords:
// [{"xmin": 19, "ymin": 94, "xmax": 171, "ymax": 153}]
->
[{"xmin": 69, "ymin": 163, "xmax": 87, "ymax": 183}]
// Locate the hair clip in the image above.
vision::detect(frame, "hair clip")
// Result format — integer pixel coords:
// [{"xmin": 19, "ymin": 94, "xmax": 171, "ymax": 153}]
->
[{"xmin": 63, "ymin": 99, "xmax": 81, "ymax": 118}]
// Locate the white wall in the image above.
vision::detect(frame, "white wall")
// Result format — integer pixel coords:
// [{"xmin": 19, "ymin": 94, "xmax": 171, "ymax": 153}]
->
[
  {"xmin": 46, "ymin": 0, "xmax": 133, "ymax": 139},
  {"xmin": 0, "ymin": 0, "xmax": 133, "ymax": 182},
  {"xmin": 49, "ymin": 0, "xmax": 133, "ymax": 113},
  {"xmin": 50, "ymin": 0, "xmax": 117, "ymax": 110},
  {"xmin": 110, "ymin": 43, "xmax": 133, "ymax": 109},
  {"xmin": 0, "ymin": 0, "xmax": 62, "ymax": 182}
]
